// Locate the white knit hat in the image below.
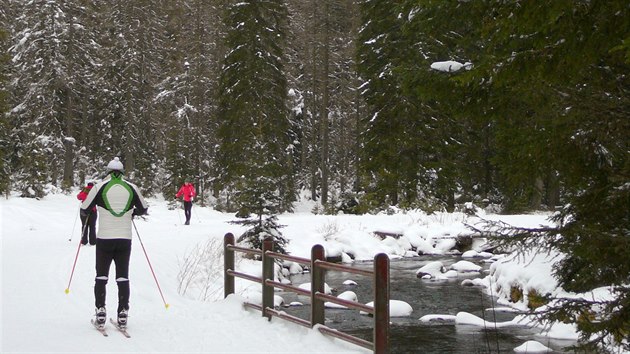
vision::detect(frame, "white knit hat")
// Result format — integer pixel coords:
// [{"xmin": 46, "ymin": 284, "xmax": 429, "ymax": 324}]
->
[{"xmin": 107, "ymin": 157, "xmax": 124, "ymax": 171}]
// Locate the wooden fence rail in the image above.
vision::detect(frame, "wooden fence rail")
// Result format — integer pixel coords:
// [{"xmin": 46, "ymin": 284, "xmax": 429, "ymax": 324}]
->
[{"xmin": 224, "ymin": 232, "xmax": 390, "ymax": 354}]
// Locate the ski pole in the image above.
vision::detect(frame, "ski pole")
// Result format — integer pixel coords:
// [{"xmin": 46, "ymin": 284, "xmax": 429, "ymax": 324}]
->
[
  {"xmin": 176, "ymin": 200, "xmax": 183, "ymax": 224},
  {"xmin": 68, "ymin": 206, "xmax": 81, "ymax": 242},
  {"xmin": 132, "ymin": 219, "xmax": 170, "ymax": 309},
  {"xmin": 192, "ymin": 202, "xmax": 201, "ymax": 224},
  {"xmin": 65, "ymin": 221, "xmax": 89, "ymax": 294}
]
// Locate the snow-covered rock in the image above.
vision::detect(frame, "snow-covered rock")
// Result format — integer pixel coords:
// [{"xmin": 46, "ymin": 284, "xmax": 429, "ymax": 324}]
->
[
  {"xmin": 325, "ymin": 291, "xmax": 358, "ymax": 309},
  {"xmin": 360, "ymin": 300, "xmax": 413, "ymax": 317},
  {"xmin": 286, "ymin": 261, "xmax": 303, "ymax": 274},
  {"xmin": 462, "ymin": 250, "xmax": 493, "ymax": 259},
  {"xmin": 455, "ymin": 311, "xmax": 515, "ymax": 328},
  {"xmin": 513, "ymin": 340, "xmax": 552, "ymax": 353},
  {"xmin": 416, "ymin": 261, "xmax": 446, "ymax": 278},
  {"xmin": 415, "ymin": 261, "xmax": 461, "ymax": 280},
  {"xmin": 450, "ymin": 260, "xmax": 482, "ymax": 273},
  {"xmin": 298, "ymin": 282, "xmax": 333, "ymax": 295}
]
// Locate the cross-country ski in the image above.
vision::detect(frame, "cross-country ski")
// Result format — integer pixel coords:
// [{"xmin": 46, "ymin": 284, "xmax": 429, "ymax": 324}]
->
[
  {"xmin": 90, "ymin": 319, "xmax": 108, "ymax": 337},
  {"xmin": 110, "ymin": 318, "xmax": 131, "ymax": 338}
]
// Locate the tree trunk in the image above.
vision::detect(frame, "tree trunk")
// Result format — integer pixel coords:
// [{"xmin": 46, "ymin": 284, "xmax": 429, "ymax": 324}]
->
[
  {"xmin": 529, "ymin": 176, "xmax": 544, "ymax": 210},
  {"xmin": 62, "ymin": 88, "xmax": 75, "ymax": 190},
  {"xmin": 308, "ymin": 0, "xmax": 319, "ymax": 202},
  {"xmin": 320, "ymin": 0, "xmax": 330, "ymax": 206},
  {"xmin": 62, "ymin": 19, "xmax": 75, "ymax": 190},
  {"xmin": 545, "ymin": 171, "xmax": 560, "ymax": 210}
]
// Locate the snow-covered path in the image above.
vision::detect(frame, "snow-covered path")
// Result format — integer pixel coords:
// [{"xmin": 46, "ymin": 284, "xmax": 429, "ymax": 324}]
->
[{"xmin": 1, "ymin": 194, "xmax": 367, "ymax": 353}]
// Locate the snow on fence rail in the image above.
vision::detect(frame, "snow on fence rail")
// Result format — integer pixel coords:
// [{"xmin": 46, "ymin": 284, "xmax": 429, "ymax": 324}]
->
[{"xmin": 223, "ymin": 233, "xmax": 390, "ymax": 354}]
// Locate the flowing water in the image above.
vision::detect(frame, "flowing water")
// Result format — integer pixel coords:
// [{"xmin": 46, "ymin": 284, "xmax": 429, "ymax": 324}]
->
[{"xmin": 278, "ymin": 256, "xmax": 588, "ymax": 354}]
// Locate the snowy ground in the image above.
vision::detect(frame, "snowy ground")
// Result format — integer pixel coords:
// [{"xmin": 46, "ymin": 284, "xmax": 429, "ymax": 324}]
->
[{"xmin": 0, "ymin": 191, "xmax": 590, "ymax": 353}]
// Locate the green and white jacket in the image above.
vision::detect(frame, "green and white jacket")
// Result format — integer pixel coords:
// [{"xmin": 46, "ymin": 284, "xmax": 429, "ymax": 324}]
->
[{"xmin": 80, "ymin": 173, "xmax": 148, "ymax": 240}]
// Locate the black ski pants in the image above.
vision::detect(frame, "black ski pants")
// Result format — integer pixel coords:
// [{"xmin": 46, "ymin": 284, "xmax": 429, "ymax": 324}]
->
[
  {"xmin": 183, "ymin": 201, "xmax": 192, "ymax": 223},
  {"xmin": 94, "ymin": 238, "xmax": 131, "ymax": 314},
  {"xmin": 80, "ymin": 212, "xmax": 97, "ymax": 245}
]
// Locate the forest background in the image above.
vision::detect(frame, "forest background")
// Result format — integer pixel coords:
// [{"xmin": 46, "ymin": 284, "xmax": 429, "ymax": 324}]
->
[
  {"xmin": 0, "ymin": 1, "xmax": 629, "ymax": 350},
  {"xmin": 0, "ymin": 1, "xmax": 626, "ymax": 215}
]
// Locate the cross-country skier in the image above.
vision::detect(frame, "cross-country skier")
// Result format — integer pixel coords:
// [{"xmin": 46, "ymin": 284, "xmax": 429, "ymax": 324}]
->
[
  {"xmin": 80, "ymin": 157, "xmax": 148, "ymax": 329},
  {"xmin": 175, "ymin": 180, "xmax": 196, "ymax": 225},
  {"xmin": 76, "ymin": 182, "xmax": 97, "ymax": 245}
]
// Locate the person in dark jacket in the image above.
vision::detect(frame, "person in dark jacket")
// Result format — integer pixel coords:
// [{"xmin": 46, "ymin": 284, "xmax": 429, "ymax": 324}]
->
[
  {"xmin": 76, "ymin": 182, "xmax": 97, "ymax": 245},
  {"xmin": 175, "ymin": 181, "xmax": 196, "ymax": 225},
  {"xmin": 80, "ymin": 157, "xmax": 148, "ymax": 329}
]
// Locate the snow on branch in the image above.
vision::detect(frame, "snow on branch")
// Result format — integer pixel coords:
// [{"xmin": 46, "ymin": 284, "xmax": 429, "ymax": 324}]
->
[{"xmin": 430, "ymin": 60, "xmax": 473, "ymax": 73}]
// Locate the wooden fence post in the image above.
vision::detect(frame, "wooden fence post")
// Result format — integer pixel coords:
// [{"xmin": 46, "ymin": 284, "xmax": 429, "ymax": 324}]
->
[
  {"xmin": 311, "ymin": 244, "xmax": 326, "ymax": 327},
  {"xmin": 262, "ymin": 237, "xmax": 274, "ymax": 320},
  {"xmin": 373, "ymin": 253, "xmax": 390, "ymax": 354},
  {"xmin": 224, "ymin": 233, "xmax": 235, "ymax": 298}
]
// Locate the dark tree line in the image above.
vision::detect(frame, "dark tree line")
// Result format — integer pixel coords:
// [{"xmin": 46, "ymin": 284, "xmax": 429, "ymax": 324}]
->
[
  {"xmin": 1, "ymin": 1, "xmax": 627, "ymax": 212},
  {"xmin": 354, "ymin": 3, "xmax": 628, "ymax": 349},
  {"xmin": 0, "ymin": 0, "xmax": 363, "ymax": 212},
  {"xmin": 357, "ymin": 1, "xmax": 629, "ymax": 215}
]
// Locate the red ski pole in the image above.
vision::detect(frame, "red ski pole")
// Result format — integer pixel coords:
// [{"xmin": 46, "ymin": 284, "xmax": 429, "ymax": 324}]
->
[
  {"xmin": 132, "ymin": 219, "xmax": 170, "ymax": 309},
  {"xmin": 65, "ymin": 222, "xmax": 88, "ymax": 294}
]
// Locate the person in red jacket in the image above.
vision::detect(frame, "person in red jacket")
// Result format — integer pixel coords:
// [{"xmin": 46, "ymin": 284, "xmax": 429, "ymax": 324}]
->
[
  {"xmin": 77, "ymin": 182, "xmax": 98, "ymax": 245},
  {"xmin": 176, "ymin": 181, "xmax": 196, "ymax": 225}
]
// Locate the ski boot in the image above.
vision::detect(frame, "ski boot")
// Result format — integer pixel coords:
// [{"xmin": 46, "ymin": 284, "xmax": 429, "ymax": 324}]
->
[
  {"xmin": 117, "ymin": 309, "xmax": 128, "ymax": 329},
  {"xmin": 95, "ymin": 307, "xmax": 107, "ymax": 328}
]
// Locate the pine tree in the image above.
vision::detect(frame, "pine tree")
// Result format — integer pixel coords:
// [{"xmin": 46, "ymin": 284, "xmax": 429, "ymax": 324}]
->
[
  {"xmin": 90, "ymin": 0, "xmax": 169, "ymax": 195},
  {"xmin": 215, "ymin": 0, "xmax": 294, "ymax": 254},
  {"xmin": 284, "ymin": 0, "xmax": 362, "ymax": 212},
  {"xmin": 471, "ymin": 1, "xmax": 630, "ymax": 350},
  {"xmin": 232, "ymin": 173, "xmax": 288, "ymax": 255},
  {"xmin": 395, "ymin": 1, "xmax": 492, "ymax": 211},
  {"xmin": 156, "ymin": 0, "xmax": 224, "ymax": 202},
  {"xmin": 466, "ymin": 1, "xmax": 630, "ymax": 212},
  {"xmin": 0, "ymin": 24, "xmax": 9, "ymax": 196},
  {"xmin": 357, "ymin": 0, "xmax": 414, "ymax": 208},
  {"xmin": 216, "ymin": 0, "xmax": 294, "ymax": 213},
  {"xmin": 8, "ymin": 0, "xmax": 102, "ymax": 196},
  {"xmin": 288, "ymin": 0, "xmax": 321, "ymax": 203},
  {"xmin": 316, "ymin": 0, "xmax": 362, "ymax": 210}
]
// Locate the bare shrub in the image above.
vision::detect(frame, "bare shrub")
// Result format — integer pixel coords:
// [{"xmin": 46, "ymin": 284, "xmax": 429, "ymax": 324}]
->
[
  {"xmin": 318, "ymin": 220, "xmax": 340, "ymax": 241},
  {"xmin": 177, "ymin": 237, "xmax": 233, "ymax": 302}
]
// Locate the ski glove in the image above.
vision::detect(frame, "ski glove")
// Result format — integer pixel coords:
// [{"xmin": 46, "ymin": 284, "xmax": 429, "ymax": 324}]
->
[{"xmin": 132, "ymin": 207, "xmax": 148, "ymax": 217}]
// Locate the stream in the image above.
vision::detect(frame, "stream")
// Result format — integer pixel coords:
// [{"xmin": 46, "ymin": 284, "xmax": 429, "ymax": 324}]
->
[{"xmin": 278, "ymin": 256, "xmax": 588, "ymax": 354}]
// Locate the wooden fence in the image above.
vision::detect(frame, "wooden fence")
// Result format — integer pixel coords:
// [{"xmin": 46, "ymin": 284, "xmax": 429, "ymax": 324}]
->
[{"xmin": 224, "ymin": 233, "xmax": 390, "ymax": 354}]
